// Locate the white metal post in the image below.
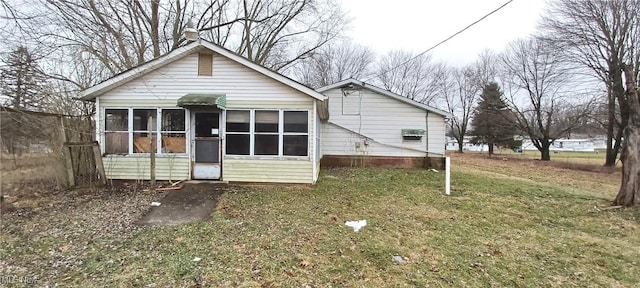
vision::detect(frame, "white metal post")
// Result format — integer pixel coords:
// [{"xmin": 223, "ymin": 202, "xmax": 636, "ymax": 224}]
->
[{"xmin": 445, "ymin": 156, "xmax": 451, "ymax": 195}]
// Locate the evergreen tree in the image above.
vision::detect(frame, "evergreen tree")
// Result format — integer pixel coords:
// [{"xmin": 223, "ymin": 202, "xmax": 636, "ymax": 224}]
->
[
  {"xmin": 470, "ymin": 82, "xmax": 517, "ymax": 155},
  {"xmin": 0, "ymin": 46, "xmax": 48, "ymax": 110}
]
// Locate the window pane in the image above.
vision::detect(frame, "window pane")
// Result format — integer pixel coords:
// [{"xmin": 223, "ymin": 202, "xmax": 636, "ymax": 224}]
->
[
  {"xmin": 226, "ymin": 134, "xmax": 250, "ymax": 155},
  {"xmin": 161, "ymin": 133, "xmax": 186, "ymax": 153},
  {"xmin": 162, "ymin": 109, "xmax": 185, "ymax": 131},
  {"xmin": 133, "ymin": 132, "xmax": 154, "ymax": 153},
  {"xmin": 283, "ymin": 135, "xmax": 308, "ymax": 156},
  {"xmin": 254, "ymin": 134, "xmax": 278, "ymax": 155},
  {"xmin": 105, "ymin": 109, "xmax": 128, "ymax": 131},
  {"xmin": 284, "ymin": 111, "xmax": 308, "ymax": 133},
  {"xmin": 133, "ymin": 109, "xmax": 156, "ymax": 131},
  {"xmin": 255, "ymin": 110, "xmax": 279, "ymax": 132},
  {"xmin": 226, "ymin": 111, "xmax": 250, "ymax": 132},
  {"xmin": 195, "ymin": 113, "xmax": 219, "ymax": 137},
  {"xmin": 105, "ymin": 132, "xmax": 128, "ymax": 154}
]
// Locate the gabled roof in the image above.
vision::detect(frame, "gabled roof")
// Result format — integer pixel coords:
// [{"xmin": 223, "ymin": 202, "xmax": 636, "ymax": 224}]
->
[
  {"xmin": 80, "ymin": 40, "xmax": 327, "ymax": 101},
  {"xmin": 317, "ymin": 79, "xmax": 451, "ymax": 118}
]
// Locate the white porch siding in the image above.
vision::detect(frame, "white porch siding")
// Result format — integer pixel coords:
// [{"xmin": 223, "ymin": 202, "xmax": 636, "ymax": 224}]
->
[
  {"xmin": 103, "ymin": 156, "xmax": 189, "ymax": 180},
  {"xmin": 222, "ymin": 159, "xmax": 313, "ymax": 183}
]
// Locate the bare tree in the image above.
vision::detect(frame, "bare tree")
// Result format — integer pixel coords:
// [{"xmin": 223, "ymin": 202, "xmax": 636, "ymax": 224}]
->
[
  {"xmin": 499, "ymin": 38, "xmax": 596, "ymax": 161},
  {"xmin": 375, "ymin": 50, "xmax": 446, "ymax": 105},
  {"xmin": 441, "ymin": 65, "xmax": 480, "ymax": 153},
  {"xmin": 8, "ymin": 0, "xmax": 347, "ymax": 83},
  {"xmin": 614, "ymin": 64, "xmax": 640, "ymax": 206},
  {"xmin": 541, "ymin": 0, "xmax": 640, "ymax": 166},
  {"xmin": 290, "ymin": 39, "xmax": 376, "ymax": 88},
  {"xmin": 469, "ymin": 49, "xmax": 499, "ymax": 88}
]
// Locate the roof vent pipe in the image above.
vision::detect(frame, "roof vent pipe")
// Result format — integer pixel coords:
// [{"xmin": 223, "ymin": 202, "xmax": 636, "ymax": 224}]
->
[
  {"xmin": 184, "ymin": 27, "xmax": 199, "ymax": 42},
  {"xmin": 184, "ymin": 21, "xmax": 199, "ymax": 42}
]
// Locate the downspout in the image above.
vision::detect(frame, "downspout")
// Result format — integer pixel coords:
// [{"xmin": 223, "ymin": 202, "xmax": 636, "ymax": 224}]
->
[
  {"xmin": 425, "ymin": 110, "xmax": 430, "ymax": 158},
  {"xmin": 95, "ymin": 97, "xmax": 101, "ymax": 153},
  {"xmin": 312, "ymin": 100, "xmax": 318, "ymax": 183}
]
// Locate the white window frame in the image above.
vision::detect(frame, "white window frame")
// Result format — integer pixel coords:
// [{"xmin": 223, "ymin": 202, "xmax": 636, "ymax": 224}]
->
[
  {"xmin": 103, "ymin": 108, "xmax": 129, "ymax": 155},
  {"xmin": 225, "ymin": 109, "xmax": 252, "ymax": 156},
  {"xmin": 224, "ymin": 109, "xmax": 310, "ymax": 158},
  {"xmin": 282, "ymin": 110, "xmax": 309, "ymax": 157},
  {"xmin": 160, "ymin": 109, "xmax": 188, "ymax": 154},
  {"xmin": 254, "ymin": 110, "xmax": 280, "ymax": 156},
  {"xmin": 102, "ymin": 107, "xmax": 188, "ymax": 156}
]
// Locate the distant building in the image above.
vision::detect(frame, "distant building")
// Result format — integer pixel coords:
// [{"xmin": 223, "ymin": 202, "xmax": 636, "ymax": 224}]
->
[
  {"xmin": 445, "ymin": 137, "xmax": 489, "ymax": 152},
  {"xmin": 521, "ymin": 137, "xmax": 608, "ymax": 152}
]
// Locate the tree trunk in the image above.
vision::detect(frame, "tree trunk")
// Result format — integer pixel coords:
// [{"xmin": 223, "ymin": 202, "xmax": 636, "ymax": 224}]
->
[
  {"xmin": 457, "ymin": 136, "xmax": 464, "ymax": 153},
  {"xmin": 488, "ymin": 141, "xmax": 494, "ymax": 156},
  {"xmin": 614, "ymin": 65, "xmax": 640, "ymax": 207},
  {"xmin": 540, "ymin": 149, "xmax": 551, "ymax": 161},
  {"xmin": 605, "ymin": 62, "xmax": 628, "ymax": 167},
  {"xmin": 615, "ymin": 126, "xmax": 640, "ymax": 206},
  {"xmin": 605, "ymin": 88, "xmax": 617, "ymax": 166}
]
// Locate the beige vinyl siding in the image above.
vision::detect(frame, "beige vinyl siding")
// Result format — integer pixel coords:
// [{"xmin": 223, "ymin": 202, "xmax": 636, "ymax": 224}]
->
[
  {"xmin": 223, "ymin": 159, "xmax": 313, "ymax": 184},
  {"xmin": 226, "ymin": 100, "xmax": 312, "ymax": 110},
  {"xmin": 99, "ymin": 98, "xmax": 181, "ymax": 107},
  {"xmin": 322, "ymin": 87, "xmax": 444, "ymax": 157},
  {"xmin": 103, "ymin": 156, "xmax": 189, "ymax": 180},
  {"xmin": 99, "ymin": 52, "xmax": 312, "ymax": 104}
]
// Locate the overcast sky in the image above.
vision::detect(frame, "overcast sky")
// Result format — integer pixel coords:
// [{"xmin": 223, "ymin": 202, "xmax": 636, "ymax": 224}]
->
[{"xmin": 340, "ymin": 0, "xmax": 548, "ymax": 66}]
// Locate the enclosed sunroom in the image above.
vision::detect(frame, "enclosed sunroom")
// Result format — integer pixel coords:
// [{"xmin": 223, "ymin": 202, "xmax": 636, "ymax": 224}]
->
[{"xmin": 81, "ymin": 40, "xmax": 324, "ymax": 184}]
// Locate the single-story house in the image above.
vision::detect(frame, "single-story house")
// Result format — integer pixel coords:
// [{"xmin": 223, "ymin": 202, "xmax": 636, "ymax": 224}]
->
[
  {"xmin": 80, "ymin": 40, "xmax": 325, "ymax": 184},
  {"xmin": 80, "ymin": 41, "xmax": 449, "ymax": 184},
  {"xmin": 317, "ymin": 79, "xmax": 450, "ymax": 167}
]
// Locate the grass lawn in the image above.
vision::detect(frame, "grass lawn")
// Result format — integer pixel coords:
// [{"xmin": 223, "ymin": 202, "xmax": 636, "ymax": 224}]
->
[
  {"xmin": 494, "ymin": 149, "xmax": 615, "ymax": 166},
  {"xmin": 2, "ymin": 155, "xmax": 639, "ymax": 287}
]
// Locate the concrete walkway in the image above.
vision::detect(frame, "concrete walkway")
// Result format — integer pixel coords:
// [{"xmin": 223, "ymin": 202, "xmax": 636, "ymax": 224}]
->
[{"xmin": 138, "ymin": 183, "xmax": 226, "ymax": 226}]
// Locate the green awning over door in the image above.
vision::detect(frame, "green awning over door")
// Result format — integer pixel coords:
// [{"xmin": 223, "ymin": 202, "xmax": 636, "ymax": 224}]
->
[{"xmin": 177, "ymin": 93, "xmax": 226, "ymax": 109}]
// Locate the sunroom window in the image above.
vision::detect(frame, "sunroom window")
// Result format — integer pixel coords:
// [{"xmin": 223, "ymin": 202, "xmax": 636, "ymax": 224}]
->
[
  {"xmin": 226, "ymin": 110, "xmax": 250, "ymax": 155},
  {"xmin": 254, "ymin": 110, "xmax": 279, "ymax": 155},
  {"xmin": 225, "ymin": 109, "xmax": 309, "ymax": 157},
  {"xmin": 104, "ymin": 109, "xmax": 128, "ymax": 154},
  {"xmin": 133, "ymin": 109, "xmax": 156, "ymax": 153},
  {"xmin": 103, "ymin": 108, "xmax": 186, "ymax": 155},
  {"xmin": 161, "ymin": 109, "xmax": 186, "ymax": 153},
  {"xmin": 283, "ymin": 111, "xmax": 308, "ymax": 156}
]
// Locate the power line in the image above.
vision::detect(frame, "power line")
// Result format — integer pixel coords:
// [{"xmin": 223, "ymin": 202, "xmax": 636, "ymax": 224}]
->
[{"xmin": 364, "ymin": 0, "xmax": 514, "ymax": 82}]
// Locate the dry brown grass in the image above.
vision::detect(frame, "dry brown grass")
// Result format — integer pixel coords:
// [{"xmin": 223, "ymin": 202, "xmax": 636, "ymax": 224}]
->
[
  {"xmin": 2, "ymin": 154, "xmax": 638, "ymax": 287},
  {"xmin": 450, "ymin": 152, "xmax": 621, "ymax": 200}
]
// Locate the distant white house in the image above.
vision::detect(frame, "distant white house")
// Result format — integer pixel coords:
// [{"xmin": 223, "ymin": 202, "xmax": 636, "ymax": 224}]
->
[
  {"xmin": 521, "ymin": 138, "xmax": 607, "ymax": 152},
  {"xmin": 317, "ymin": 79, "xmax": 451, "ymax": 167},
  {"xmin": 445, "ymin": 137, "xmax": 489, "ymax": 152}
]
